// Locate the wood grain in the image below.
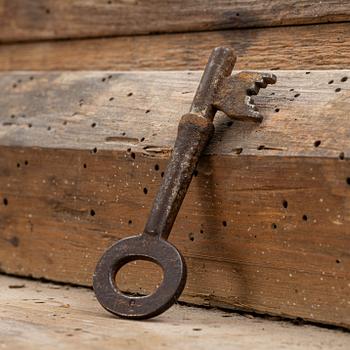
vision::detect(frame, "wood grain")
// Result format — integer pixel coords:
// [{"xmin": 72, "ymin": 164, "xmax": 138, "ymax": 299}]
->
[
  {"xmin": 0, "ymin": 71, "xmax": 349, "ymax": 328},
  {"xmin": 2, "ymin": 275, "xmax": 349, "ymax": 349},
  {"xmin": 0, "ymin": 23, "xmax": 349, "ymax": 71},
  {"xmin": 1, "ymin": 0, "xmax": 349, "ymax": 43}
]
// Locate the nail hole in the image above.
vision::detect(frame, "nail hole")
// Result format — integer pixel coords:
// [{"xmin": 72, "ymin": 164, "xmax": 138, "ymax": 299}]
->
[
  {"xmin": 128, "ymin": 220, "xmax": 132, "ymax": 225},
  {"xmin": 314, "ymin": 140, "xmax": 321, "ymax": 147},
  {"xmin": 336, "ymin": 259, "xmax": 341, "ymax": 264},
  {"xmin": 143, "ymin": 187, "xmax": 148, "ymax": 195},
  {"xmin": 289, "ymin": 88, "xmax": 294, "ymax": 91},
  {"xmin": 328, "ymin": 80, "xmax": 334, "ymax": 84},
  {"xmin": 222, "ymin": 221, "xmax": 227, "ymax": 227},
  {"xmin": 3, "ymin": 198, "xmax": 8, "ymax": 206},
  {"xmin": 154, "ymin": 164, "xmax": 159, "ymax": 171},
  {"xmin": 294, "ymin": 93, "xmax": 300, "ymax": 98},
  {"xmin": 188, "ymin": 233, "xmax": 194, "ymax": 241},
  {"xmin": 339, "ymin": 152, "xmax": 345, "ymax": 160},
  {"xmin": 282, "ymin": 200, "xmax": 288, "ymax": 209},
  {"xmin": 9, "ymin": 236, "xmax": 19, "ymax": 247},
  {"xmin": 101, "ymin": 77, "xmax": 106, "ymax": 82},
  {"xmin": 305, "ymin": 71, "xmax": 310, "ymax": 74},
  {"xmin": 227, "ymin": 121, "xmax": 233, "ymax": 127},
  {"xmin": 234, "ymin": 148, "xmax": 243, "ymax": 154},
  {"xmin": 161, "ymin": 172, "xmax": 165, "ymax": 178},
  {"xmin": 17, "ymin": 163, "xmax": 20, "ymax": 168},
  {"xmin": 140, "ymin": 137, "xmax": 145, "ymax": 142},
  {"xmin": 90, "ymin": 209, "xmax": 95, "ymax": 216},
  {"xmin": 340, "ymin": 77, "xmax": 348, "ymax": 82},
  {"xmin": 127, "ymin": 92, "xmax": 133, "ymax": 97},
  {"xmin": 47, "ymin": 126, "xmax": 51, "ymax": 131},
  {"xmin": 200, "ymin": 229, "xmax": 204, "ymax": 234},
  {"xmin": 145, "ymin": 109, "xmax": 151, "ymax": 114},
  {"xmin": 28, "ymin": 123, "xmax": 32, "ymax": 128},
  {"xmin": 257, "ymin": 145, "xmax": 265, "ymax": 150},
  {"xmin": 275, "ymin": 108, "xmax": 280, "ymax": 112},
  {"xmin": 346, "ymin": 177, "xmax": 350, "ymax": 185},
  {"xmin": 302, "ymin": 214, "xmax": 308, "ymax": 221},
  {"xmin": 24, "ymin": 160, "xmax": 28, "ymax": 166},
  {"xmin": 335, "ymin": 88, "xmax": 341, "ymax": 93},
  {"xmin": 271, "ymin": 223, "xmax": 277, "ymax": 229},
  {"xmin": 131, "ymin": 152, "xmax": 136, "ymax": 159},
  {"xmin": 91, "ymin": 147, "xmax": 97, "ymax": 153},
  {"xmin": 109, "ymin": 97, "xmax": 114, "ymax": 101},
  {"xmin": 83, "ymin": 163, "xmax": 87, "ymax": 168},
  {"xmin": 91, "ymin": 123, "xmax": 96, "ymax": 128}
]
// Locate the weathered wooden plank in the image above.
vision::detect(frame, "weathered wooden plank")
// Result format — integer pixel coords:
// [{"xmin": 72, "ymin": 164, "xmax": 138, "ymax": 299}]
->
[
  {"xmin": 0, "ymin": 1, "xmax": 349, "ymax": 43},
  {"xmin": 0, "ymin": 23, "xmax": 349, "ymax": 71},
  {"xmin": 2, "ymin": 275, "xmax": 349, "ymax": 349},
  {"xmin": 0, "ymin": 71, "xmax": 349, "ymax": 328}
]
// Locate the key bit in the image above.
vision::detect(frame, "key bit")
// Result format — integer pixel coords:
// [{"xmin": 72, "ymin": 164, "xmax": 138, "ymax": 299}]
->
[
  {"xmin": 213, "ymin": 71, "xmax": 277, "ymax": 122},
  {"xmin": 93, "ymin": 47, "xmax": 276, "ymax": 320},
  {"xmin": 190, "ymin": 48, "xmax": 276, "ymax": 122}
]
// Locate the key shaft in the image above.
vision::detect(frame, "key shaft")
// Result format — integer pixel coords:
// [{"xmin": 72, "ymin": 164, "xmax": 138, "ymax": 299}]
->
[{"xmin": 93, "ymin": 47, "xmax": 276, "ymax": 320}]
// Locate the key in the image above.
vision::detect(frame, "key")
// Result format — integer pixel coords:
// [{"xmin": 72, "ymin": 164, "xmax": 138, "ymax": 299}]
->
[{"xmin": 93, "ymin": 47, "xmax": 276, "ymax": 319}]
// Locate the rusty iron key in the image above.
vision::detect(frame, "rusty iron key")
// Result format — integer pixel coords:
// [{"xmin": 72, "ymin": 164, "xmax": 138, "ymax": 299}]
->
[{"xmin": 93, "ymin": 47, "xmax": 276, "ymax": 319}]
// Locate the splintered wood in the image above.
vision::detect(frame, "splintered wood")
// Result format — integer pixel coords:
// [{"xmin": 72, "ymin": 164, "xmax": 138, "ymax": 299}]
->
[
  {"xmin": 0, "ymin": 23, "xmax": 349, "ymax": 71},
  {"xmin": 0, "ymin": 70, "xmax": 349, "ymax": 328},
  {"xmin": 1, "ymin": 0, "xmax": 349, "ymax": 42}
]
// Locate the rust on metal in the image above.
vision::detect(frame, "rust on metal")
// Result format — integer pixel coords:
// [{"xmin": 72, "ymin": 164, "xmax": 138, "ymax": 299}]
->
[{"xmin": 93, "ymin": 47, "xmax": 277, "ymax": 319}]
